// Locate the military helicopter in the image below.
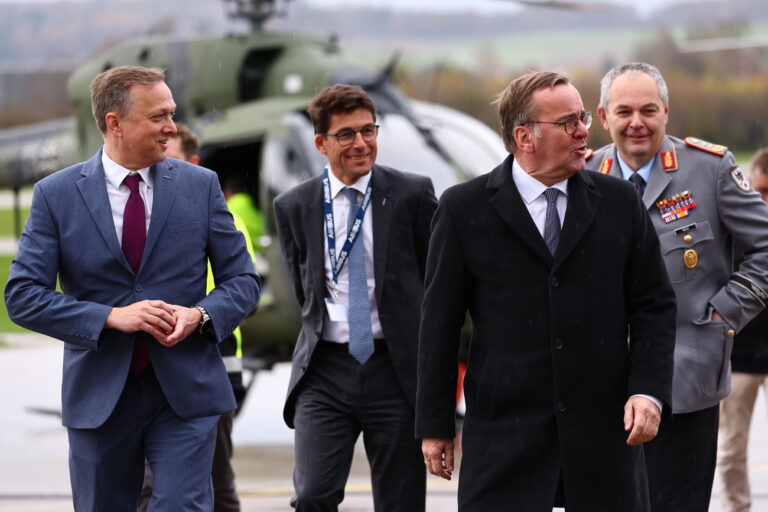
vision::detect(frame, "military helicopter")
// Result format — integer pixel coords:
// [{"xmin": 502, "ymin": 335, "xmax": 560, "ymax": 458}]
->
[{"xmin": 0, "ymin": 0, "xmax": 506, "ymax": 371}]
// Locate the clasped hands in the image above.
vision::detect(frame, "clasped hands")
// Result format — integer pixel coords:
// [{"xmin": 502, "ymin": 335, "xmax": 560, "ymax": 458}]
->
[{"xmin": 105, "ymin": 300, "xmax": 202, "ymax": 347}]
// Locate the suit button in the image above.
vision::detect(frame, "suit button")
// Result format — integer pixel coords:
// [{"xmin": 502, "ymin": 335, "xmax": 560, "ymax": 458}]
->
[
  {"xmin": 300, "ymin": 366, "xmax": 307, "ymax": 372},
  {"xmin": 683, "ymin": 234, "xmax": 693, "ymax": 244},
  {"xmin": 554, "ymin": 338, "xmax": 564, "ymax": 349},
  {"xmin": 727, "ymin": 329, "xmax": 735, "ymax": 338},
  {"xmin": 557, "ymin": 401, "xmax": 567, "ymax": 412},
  {"xmin": 135, "ymin": 285, "xmax": 143, "ymax": 292},
  {"xmin": 551, "ymin": 277, "xmax": 559, "ymax": 287}
]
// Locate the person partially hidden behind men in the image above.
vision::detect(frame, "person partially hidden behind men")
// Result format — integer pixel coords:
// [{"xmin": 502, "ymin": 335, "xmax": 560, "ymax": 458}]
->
[
  {"xmin": 274, "ymin": 84, "xmax": 437, "ymax": 511},
  {"xmin": 137, "ymin": 122, "xmax": 256, "ymax": 512},
  {"xmin": 716, "ymin": 148, "xmax": 768, "ymax": 512},
  {"xmin": 5, "ymin": 65, "xmax": 260, "ymax": 511},
  {"xmin": 416, "ymin": 71, "xmax": 676, "ymax": 511}
]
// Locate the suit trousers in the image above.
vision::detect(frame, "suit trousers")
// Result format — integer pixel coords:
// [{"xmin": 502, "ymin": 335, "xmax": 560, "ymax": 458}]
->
[
  {"xmin": 644, "ymin": 405, "xmax": 719, "ymax": 512},
  {"xmin": 68, "ymin": 369, "xmax": 219, "ymax": 512},
  {"xmin": 717, "ymin": 372, "xmax": 768, "ymax": 512},
  {"xmin": 138, "ymin": 410, "xmax": 239, "ymax": 512},
  {"xmin": 291, "ymin": 340, "xmax": 425, "ymax": 512}
]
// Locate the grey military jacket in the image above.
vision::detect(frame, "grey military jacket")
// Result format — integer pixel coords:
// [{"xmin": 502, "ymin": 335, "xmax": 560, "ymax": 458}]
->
[{"xmin": 585, "ymin": 135, "xmax": 768, "ymax": 413}]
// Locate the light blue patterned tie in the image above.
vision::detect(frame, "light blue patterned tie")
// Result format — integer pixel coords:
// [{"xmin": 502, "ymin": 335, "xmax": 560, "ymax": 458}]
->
[
  {"xmin": 343, "ymin": 188, "xmax": 374, "ymax": 364},
  {"xmin": 543, "ymin": 188, "xmax": 561, "ymax": 256}
]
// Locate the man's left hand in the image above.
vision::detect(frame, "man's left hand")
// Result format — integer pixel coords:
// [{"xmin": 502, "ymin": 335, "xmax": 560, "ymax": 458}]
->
[
  {"xmin": 624, "ymin": 396, "xmax": 661, "ymax": 445},
  {"xmin": 162, "ymin": 306, "xmax": 203, "ymax": 347}
]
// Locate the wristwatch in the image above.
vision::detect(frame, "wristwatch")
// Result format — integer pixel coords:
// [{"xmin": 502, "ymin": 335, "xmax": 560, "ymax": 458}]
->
[{"xmin": 193, "ymin": 305, "xmax": 212, "ymax": 335}]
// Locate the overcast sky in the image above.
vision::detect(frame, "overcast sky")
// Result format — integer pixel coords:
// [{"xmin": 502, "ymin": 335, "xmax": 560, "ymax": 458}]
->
[{"xmin": 0, "ymin": 0, "xmax": 700, "ymax": 17}]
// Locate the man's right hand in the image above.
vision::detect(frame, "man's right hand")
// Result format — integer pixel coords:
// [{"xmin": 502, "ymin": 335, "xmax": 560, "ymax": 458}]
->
[
  {"xmin": 422, "ymin": 437, "xmax": 454, "ymax": 480},
  {"xmin": 105, "ymin": 300, "xmax": 177, "ymax": 344}
]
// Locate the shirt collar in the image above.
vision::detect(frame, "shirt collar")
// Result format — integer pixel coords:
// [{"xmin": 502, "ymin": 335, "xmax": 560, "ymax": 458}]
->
[
  {"xmin": 102, "ymin": 148, "xmax": 153, "ymax": 189},
  {"xmin": 616, "ymin": 152, "xmax": 655, "ymax": 184},
  {"xmin": 512, "ymin": 159, "xmax": 569, "ymax": 205},
  {"xmin": 327, "ymin": 165, "xmax": 372, "ymax": 200}
]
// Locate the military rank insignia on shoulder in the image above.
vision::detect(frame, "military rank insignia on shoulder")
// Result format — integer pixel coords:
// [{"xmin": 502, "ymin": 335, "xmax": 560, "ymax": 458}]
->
[
  {"xmin": 730, "ymin": 167, "xmax": 751, "ymax": 192},
  {"xmin": 684, "ymin": 137, "xmax": 728, "ymax": 156}
]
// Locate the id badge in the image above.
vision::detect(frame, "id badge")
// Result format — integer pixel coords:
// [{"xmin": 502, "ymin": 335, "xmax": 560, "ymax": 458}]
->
[{"xmin": 325, "ymin": 298, "xmax": 348, "ymax": 322}]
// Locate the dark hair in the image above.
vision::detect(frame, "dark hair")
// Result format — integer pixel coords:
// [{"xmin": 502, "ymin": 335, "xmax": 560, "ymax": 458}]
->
[
  {"xmin": 90, "ymin": 65, "xmax": 166, "ymax": 134},
  {"xmin": 308, "ymin": 84, "xmax": 376, "ymax": 136},
  {"xmin": 171, "ymin": 122, "xmax": 199, "ymax": 159},
  {"xmin": 494, "ymin": 71, "xmax": 570, "ymax": 153}
]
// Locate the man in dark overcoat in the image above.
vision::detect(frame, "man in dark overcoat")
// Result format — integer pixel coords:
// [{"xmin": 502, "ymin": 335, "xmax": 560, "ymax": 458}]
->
[{"xmin": 416, "ymin": 71, "xmax": 677, "ymax": 511}]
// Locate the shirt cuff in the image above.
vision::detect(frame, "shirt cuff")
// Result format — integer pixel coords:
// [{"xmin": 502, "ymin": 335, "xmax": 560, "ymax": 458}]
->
[{"xmin": 630, "ymin": 394, "xmax": 662, "ymax": 414}]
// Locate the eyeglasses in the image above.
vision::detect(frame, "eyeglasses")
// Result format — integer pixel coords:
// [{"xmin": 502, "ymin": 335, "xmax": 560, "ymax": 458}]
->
[
  {"xmin": 325, "ymin": 124, "xmax": 379, "ymax": 146},
  {"xmin": 525, "ymin": 111, "xmax": 592, "ymax": 135}
]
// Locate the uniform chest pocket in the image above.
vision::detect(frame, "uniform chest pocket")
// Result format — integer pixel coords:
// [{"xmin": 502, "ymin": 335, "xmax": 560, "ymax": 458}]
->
[{"xmin": 658, "ymin": 221, "xmax": 714, "ymax": 283}]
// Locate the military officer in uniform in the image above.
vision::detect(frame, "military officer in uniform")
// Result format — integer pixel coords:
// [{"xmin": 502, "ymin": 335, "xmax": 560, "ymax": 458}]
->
[{"xmin": 585, "ymin": 62, "xmax": 768, "ymax": 511}]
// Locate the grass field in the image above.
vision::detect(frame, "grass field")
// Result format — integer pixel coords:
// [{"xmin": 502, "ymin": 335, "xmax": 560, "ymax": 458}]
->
[
  {"xmin": 0, "ymin": 254, "xmax": 26, "ymax": 333},
  {"xmin": 0, "ymin": 207, "xmax": 29, "ymax": 238}
]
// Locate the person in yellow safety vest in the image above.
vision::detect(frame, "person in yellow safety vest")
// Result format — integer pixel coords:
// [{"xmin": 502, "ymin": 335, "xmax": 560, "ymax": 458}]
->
[
  {"xmin": 207, "ymin": 213, "xmax": 256, "ymax": 367},
  {"xmin": 222, "ymin": 174, "xmax": 265, "ymax": 253},
  {"xmin": 138, "ymin": 122, "xmax": 255, "ymax": 512}
]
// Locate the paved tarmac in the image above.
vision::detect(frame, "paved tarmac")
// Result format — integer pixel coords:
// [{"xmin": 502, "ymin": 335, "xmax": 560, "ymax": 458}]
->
[{"xmin": 2, "ymin": 335, "xmax": 768, "ymax": 511}]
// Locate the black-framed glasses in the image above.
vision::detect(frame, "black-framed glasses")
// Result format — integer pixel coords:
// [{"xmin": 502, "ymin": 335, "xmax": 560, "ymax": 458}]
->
[
  {"xmin": 325, "ymin": 124, "xmax": 379, "ymax": 146},
  {"xmin": 525, "ymin": 111, "xmax": 592, "ymax": 135}
]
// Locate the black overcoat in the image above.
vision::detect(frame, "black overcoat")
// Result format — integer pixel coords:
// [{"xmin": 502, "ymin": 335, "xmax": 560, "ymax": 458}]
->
[{"xmin": 416, "ymin": 156, "xmax": 676, "ymax": 511}]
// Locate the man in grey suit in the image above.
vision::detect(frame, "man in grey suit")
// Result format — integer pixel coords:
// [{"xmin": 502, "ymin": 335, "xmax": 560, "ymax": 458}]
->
[
  {"xmin": 273, "ymin": 84, "xmax": 437, "ymax": 511},
  {"xmin": 586, "ymin": 62, "xmax": 768, "ymax": 511},
  {"xmin": 5, "ymin": 65, "xmax": 260, "ymax": 511}
]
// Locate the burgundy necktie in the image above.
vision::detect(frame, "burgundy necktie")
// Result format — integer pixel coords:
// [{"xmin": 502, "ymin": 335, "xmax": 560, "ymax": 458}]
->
[{"xmin": 122, "ymin": 174, "xmax": 149, "ymax": 374}]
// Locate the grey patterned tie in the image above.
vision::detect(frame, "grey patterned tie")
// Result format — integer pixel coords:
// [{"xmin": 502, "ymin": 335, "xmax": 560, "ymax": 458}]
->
[
  {"xmin": 343, "ymin": 188, "xmax": 374, "ymax": 364},
  {"xmin": 629, "ymin": 172, "xmax": 646, "ymax": 196},
  {"xmin": 543, "ymin": 188, "xmax": 561, "ymax": 256}
]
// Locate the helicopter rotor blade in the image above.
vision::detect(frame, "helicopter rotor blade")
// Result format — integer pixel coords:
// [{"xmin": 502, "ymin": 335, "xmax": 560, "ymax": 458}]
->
[{"xmin": 494, "ymin": 0, "xmax": 616, "ymax": 11}]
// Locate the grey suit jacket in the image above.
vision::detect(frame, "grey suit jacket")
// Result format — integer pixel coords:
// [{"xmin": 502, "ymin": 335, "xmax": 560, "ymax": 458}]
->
[
  {"xmin": 273, "ymin": 164, "xmax": 437, "ymax": 428},
  {"xmin": 586, "ymin": 135, "xmax": 768, "ymax": 413}
]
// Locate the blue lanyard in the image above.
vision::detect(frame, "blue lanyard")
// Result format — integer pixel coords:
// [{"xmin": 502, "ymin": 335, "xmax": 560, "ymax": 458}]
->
[{"xmin": 323, "ymin": 166, "xmax": 373, "ymax": 284}]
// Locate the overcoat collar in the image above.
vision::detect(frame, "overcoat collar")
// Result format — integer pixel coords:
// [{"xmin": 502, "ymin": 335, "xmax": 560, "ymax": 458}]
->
[
  {"xmin": 488, "ymin": 155, "xmax": 600, "ymax": 268},
  {"xmin": 76, "ymin": 148, "xmax": 179, "ymax": 276}
]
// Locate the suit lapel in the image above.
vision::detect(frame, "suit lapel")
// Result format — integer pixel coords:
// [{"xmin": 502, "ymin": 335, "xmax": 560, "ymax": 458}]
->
[
  {"xmin": 141, "ymin": 160, "xmax": 178, "ymax": 274},
  {"xmin": 371, "ymin": 166, "xmax": 394, "ymax": 306},
  {"xmin": 304, "ymin": 177, "xmax": 327, "ymax": 304},
  {"xmin": 489, "ymin": 157, "xmax": 552, "ymax": 263},
  {"xmin": 75, "ymin": 150, "xmax": 132, "ymax": 273},
  {"xmin": 554, "ymin": 171, "xmax": 600, "ymax": 268}
]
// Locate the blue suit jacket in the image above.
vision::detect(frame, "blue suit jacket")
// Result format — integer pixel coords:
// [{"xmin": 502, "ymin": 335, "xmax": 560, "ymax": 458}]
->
[{"xmin": 5, "ymin": 149, "xmax": 260, "ymax": 428}]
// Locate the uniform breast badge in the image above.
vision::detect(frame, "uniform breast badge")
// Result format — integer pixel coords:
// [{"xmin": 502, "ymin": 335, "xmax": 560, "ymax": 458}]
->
[
  {"xmin": 684, "ymin": 249, "xmax": 698, "ymax": 269},
  {"xmin": 657, "ymin": 191, "xmax": 697, "ymax": 224}
]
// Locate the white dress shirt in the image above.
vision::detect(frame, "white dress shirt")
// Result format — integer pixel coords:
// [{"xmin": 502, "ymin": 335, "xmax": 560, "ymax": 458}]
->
[
  {"xmin": 102, "ymin": 149, "xmax": 153, "ymax": 245},
  {"xmin": 512, "ymin": 159, "xmax": 568, "ymax": 236},
  {"xmin": 321, "ymin": 168, "xmax": 383, "ymax": 343}
]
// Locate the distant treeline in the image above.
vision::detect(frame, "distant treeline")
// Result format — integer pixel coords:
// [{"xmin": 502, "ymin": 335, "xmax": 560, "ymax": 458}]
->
[{"xmin": 399, "ymin": 28, "xmax": 768, "ymax": 154}]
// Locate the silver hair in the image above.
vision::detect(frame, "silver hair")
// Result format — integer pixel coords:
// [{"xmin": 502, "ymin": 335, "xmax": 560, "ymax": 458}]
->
[{"xmin": 599, "ymin": 62, "xmax": 669, "ymax": 110}]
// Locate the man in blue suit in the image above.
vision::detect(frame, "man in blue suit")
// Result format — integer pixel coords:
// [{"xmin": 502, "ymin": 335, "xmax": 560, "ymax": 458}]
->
[{"xmin": 4, "ymin": 65, "xmax": 260, "ymax": 511}]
